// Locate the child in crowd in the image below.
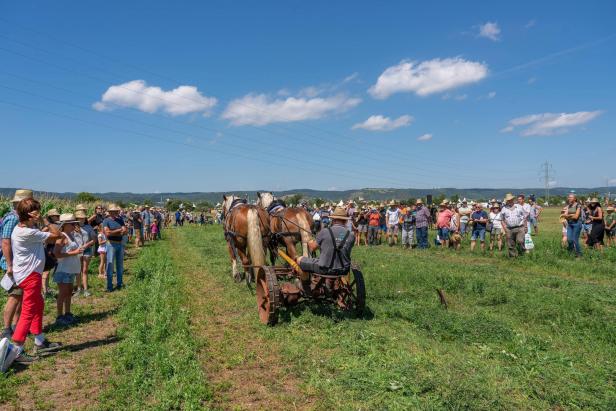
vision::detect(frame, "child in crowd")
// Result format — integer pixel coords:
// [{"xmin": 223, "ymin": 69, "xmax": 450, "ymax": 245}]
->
[{"xmin": 97, "ymin": 223, "xmax": 107, "ymax": 279}]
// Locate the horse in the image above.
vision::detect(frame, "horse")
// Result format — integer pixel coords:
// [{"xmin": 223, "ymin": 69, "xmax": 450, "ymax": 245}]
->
[
  {"xmin": 222, "ymin": 195, "xmax": 270, "ymax": 282},
  {"xmin": 256, "ymin": 192, "xmax": 313, "ymax": 264}
]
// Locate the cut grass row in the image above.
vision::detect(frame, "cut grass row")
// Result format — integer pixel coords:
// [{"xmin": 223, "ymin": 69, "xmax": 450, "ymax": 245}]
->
[{"xmin": 98, "ymin": 240, "xmax": 211, "ymax": 410}]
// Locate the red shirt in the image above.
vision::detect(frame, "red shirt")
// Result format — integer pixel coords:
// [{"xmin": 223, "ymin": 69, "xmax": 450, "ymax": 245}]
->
[{"xmin": 436, "ymin": 209, "xmax": 453, "ymax": 228}]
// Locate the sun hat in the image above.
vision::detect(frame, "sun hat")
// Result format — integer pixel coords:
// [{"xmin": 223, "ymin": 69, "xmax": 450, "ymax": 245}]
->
[
  {"xmin": 589, "ymin": 198, "xmax": 600, "ymax": 204},
  {"xmin": 439, "ymin": 200, "xmax": 448, "ymax": 206},
  {"xmin": 46, "ymin": 208, "xmax": 60, "ymax": 217},
  {"xmin": 389, "ymin": 200, "xmax": 397, "ymax": 206},
  {"xmin": 75, "ymin": 210, "xmax": 87, "ymax": 219},
  {"xmin": 330, "ymin": 206, "xmax": 350, "ymax": 220},
  {"xmin": 607, "ymin": 206, "xmax": 614, "ymax": 211},
  {"xmin": 12, "ymin": 189, "xmax": 33, "ymax": 203},
  {"xmin": 75, "ymin": 203, "xmax": 87, "ymax": 212},
  {"xmin": 416, "ymin": 199, "xmax": 423, "ymax": 204},
  {"xmin": 108, "ymin": 203, "xmax": 121, "ymax": 212},
  {"xmin": 504, "ymin": 193, "xmax": 515, "ymax": 201},
  {"xmin": 58, "ymin": 213, "xmax": 79, "ymax": 225}
]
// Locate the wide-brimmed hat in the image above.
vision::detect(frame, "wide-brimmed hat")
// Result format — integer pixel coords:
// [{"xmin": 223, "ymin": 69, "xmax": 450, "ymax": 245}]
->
[
  {"xmin": 607, "ymin": 206, "xmax": 614, "ymax": 211},
  {"xmin": 388, "ymin": 200, "xmax": 397, "ymax": 206},
  {"xmin": 330, "ymin": 206, "xmax": 350, "ymax": 220},
  {"xmin": 59, "ymin": 213, "xmax": 79, "ymax": 225},
  {"xmin": 504, "ymin": 193, "xmax": 515, "ymax": 201},
  {"xmin": 12, "ymin": 189, "xmax": 33, "ymax": 203},
  {"xmin": 439, "ymin": 200, "xmax": 448, "ymax": 206},
  {"xmin": 46, "ymin": 208, "xmax": 60, "ymax": 217},
  {"xmin": 589, "ymin": 198, "xmax": 600, "ymax": 204},
  {"xmin": 75, "ymin": 210, "xmax": 87, "ymax": 219},
  {"xmin": 108, "ymin": 203, "xmax": 121, "ymax": 212},
  {"xmin": 75, "ymin": 203, "xmax": 87, "ymax": 211},
  {"xmin": 416, "ymin": 199, "xmax": 423, "ymax": 204}
]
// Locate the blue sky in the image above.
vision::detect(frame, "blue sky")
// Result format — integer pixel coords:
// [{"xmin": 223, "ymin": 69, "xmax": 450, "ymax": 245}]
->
[{"xmin": 1, "ymin": 1, "xmax": 614, "ymax": 192}]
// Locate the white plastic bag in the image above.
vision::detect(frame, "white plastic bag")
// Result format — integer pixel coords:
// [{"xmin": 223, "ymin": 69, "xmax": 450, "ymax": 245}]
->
[{"xmin": 524, "ymin": 233, "xmax": 534, "ymax": 250}]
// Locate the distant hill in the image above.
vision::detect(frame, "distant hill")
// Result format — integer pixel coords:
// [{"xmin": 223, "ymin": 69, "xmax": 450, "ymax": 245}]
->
[{"xmin": 1, "ymin": 187, "xmax": 610, "ymax": 205}]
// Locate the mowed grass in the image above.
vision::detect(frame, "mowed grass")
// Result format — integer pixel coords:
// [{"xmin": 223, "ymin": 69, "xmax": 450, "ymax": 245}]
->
[
  {"xmin": 99, "ymin": 240, "xmax": 211, "ymax": 410},
  {"xmin": 175, "ymin": 208, "xmax": 616, "ymax": 410}
]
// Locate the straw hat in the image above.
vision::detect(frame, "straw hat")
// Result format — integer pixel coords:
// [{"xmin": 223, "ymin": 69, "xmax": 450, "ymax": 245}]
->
[
  {"xmin": 589, "ymin": 198, "xmax": 600, "ymax": 204},
  {"xmin": 12, "ymin": 189, "xmax": 33, "ymax": 202},
  {"xmin": 416, "ymin": 198, "xmax": 423, "ymax": 204},
  {"xmin": 440, "ymin": 200, "xmax": 448, "ymax": 206},
  {"xmin": 108, "ymin": 203, "xmax": 121, "ymax": 212},
  {"xmin": 46, "ymin": 208, "xmax": 60, "ymax": 217},
  {"xmin": 504, "ymin": 193, "xmax": 515, "ymax": 201},
  {"xmin": 75, "ymin": 203, "xmax": 87, "ymax": 212},
  {"xmin": 330, "ymin": 206, "xmax": 350, "ymax": 220},
  {"xmin": 607, "ymin": 206, "xmax": 614, "ymax": 212},
  {"xmin": 75, "ymin": 210, "xmax": 87, "ymax": 219},
  {"xmin": 58, "ymin": 213, "xmax": 78, "ymax": 225},
  {"xmin": 388, "ymin": 200, "xmax": 397, "ymax": 206}
]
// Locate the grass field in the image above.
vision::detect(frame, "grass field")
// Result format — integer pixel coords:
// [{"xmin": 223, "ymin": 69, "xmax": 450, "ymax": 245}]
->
[
  {"xmin": 162, "ymin": 207, "xmax": 615, "ymax": 410},
  {"xmin": 0, "ymin": 207, "xmax": 614, "ymax": 410}
]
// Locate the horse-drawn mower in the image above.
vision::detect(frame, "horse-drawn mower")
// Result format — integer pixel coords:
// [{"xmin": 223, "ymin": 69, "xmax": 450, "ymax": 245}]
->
[{"xmin": 254, "ymin": 248, "xmax": 366, "ymax": 326}]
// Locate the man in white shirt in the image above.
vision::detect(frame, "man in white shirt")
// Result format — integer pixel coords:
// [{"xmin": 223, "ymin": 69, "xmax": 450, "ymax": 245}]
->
[
  {"xmin": 458, "ymin": 199, "xmax": 472, "ymax": 238},
  {"xmin": 501, "ymin": 194, "xmax": 526, "ymax": 257},
  {"xmin": 385, "ymin": 201, "xmax": 401, "ymax": 246}
]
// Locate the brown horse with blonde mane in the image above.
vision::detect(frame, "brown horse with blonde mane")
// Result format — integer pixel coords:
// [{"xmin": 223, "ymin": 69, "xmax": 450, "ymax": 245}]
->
[
  {"xmin": 222, "ymin": 195, "xmax": 270, "ymax": 282},
  {"xmin": 256, "ymin": 192, "xmax": 313, "ymax": 264}
]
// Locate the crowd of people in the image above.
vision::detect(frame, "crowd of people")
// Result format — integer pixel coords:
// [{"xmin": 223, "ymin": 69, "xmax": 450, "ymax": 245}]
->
[
  {"xmin": 307, "ymin": 192, "xmax": 614, "ymax": 258},
  {"xmin": 0, "ymin": 189, "xmax": 168, "ymax": 368}
]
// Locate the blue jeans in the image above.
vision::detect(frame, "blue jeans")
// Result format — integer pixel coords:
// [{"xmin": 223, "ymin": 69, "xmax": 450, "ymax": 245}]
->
[
  {"xmin": 471, "ymin": 228, "xmax": 486, "ymax": 242},
  {"xmin": 106, "ymin": 241, "xmax": 124, "ymax": 291},
  {"xmin": 567, "ymin": 222, "xmax": 582, "ymax": 256},
  {"xmin": 438, "ymin": 227, "xmax": 450, "ymax": 241},
  {"xmin": 416, "ymin": 226, "xmax": 429, "ymax": 248}
]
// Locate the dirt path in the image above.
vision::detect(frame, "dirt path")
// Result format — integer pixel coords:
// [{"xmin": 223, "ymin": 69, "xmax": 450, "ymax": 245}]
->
[
  {"xmin": 1, "ymin": 248, "xmax": 139, "ymax": 411},
  {"xmin": 169, "ymin": 229, "xmax": 315, "ymax": 411}
]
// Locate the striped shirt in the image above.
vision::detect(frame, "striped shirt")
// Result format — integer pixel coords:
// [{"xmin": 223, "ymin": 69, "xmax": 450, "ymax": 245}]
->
[
  {"xmin": 415, "ymin": 206, "xmax": 431, "ymax": 229},
  {"xmin": 500, "ymin": 204, "xmax": 525, "ymax": 228}
]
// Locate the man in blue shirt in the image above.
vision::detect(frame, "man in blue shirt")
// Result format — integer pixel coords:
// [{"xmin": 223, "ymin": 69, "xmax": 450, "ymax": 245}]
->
[
  {"xmin": 470, "ymin": 203, "xmax": 488, "ymax": 252},
  {"xmin": 0, "ymin": 189, "xmax": 33, "ymax": 339},
  {"xmin": 103, "ymin": 204, "xmax": 127, "ymax": 292}
]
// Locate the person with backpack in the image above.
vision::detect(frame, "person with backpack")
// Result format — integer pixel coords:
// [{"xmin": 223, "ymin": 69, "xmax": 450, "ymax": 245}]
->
[{"xmin": 0, "ymin": 189, "xmax": 34, "ymax": 340}]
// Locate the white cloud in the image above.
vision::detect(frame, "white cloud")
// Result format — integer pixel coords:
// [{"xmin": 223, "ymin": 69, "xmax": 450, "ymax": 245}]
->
[
  {"xmin": 368, "ymin": 58, "xmax": 488, "ymax": 99},
  {"xmin": 342, "ymin": 72, "xmax": 360, "ymax": 83},
  {"xmin": 525, "ymin": 20, "xmax": 536, "ymax": 29},
  {"xmin": 93, "ymin": 80, "xmax": 217, "ymax": 116},
  {"xmin": 417, "ymin": 133, "xmax": 433, "ymax": 141},
  {"xmin": 501, "ymin": 111, "xmax": 603, "ymax": 136},
  {"xmin": 487, "ymin": 91, "xmax": 496, "ymax": 99},
  {"xmin": 221, "ymin": 93, "xmax": 361, "ymax": 126},
  {"xmin": 478, "ymin": 22, "xmax": 501, "ymax": 41},
  {"xmin": 352, "ymin": 114, "xmax": 413, "ymax": 131}
]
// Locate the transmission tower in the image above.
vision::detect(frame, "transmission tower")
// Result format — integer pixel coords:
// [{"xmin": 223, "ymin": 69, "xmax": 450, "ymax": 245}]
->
[{"xmin": 539, "ymin": 161, "xmax": 555, "ymax": 205}]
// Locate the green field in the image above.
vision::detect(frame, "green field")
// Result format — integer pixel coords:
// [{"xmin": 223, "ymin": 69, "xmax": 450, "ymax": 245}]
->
[{"xmin": 1, "ymin": 207, "xmax": 615, "ymax": 410}]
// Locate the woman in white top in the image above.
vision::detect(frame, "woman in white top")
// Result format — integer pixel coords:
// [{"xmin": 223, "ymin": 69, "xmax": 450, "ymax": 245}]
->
[
  {"xmin": 8, "ymin": 198, "xmax": 62, "ymax": 364},
  {"xmin": 74, "ymin": 211, "xmax": 95, "ymax": 297},
  {"xmin": 53, "ymin": 213, "xmax": 84, "ymax": 327},
  {"xmin": 489, "ymin": 203, "xmax": 504, "ymax": 251},
  {"xmin": 97, "ymin": 223, "xmax": 107, "ymax": 279}
]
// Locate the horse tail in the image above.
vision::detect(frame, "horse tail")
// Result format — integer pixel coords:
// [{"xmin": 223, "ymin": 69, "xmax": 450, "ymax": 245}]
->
[
  {"xmin": 246, "ymin": 207, "xmax": 265, "ymax": 275},
  {"xmin": 297, "ymin": 211, "xmax": 312, "ymax": 257}
]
